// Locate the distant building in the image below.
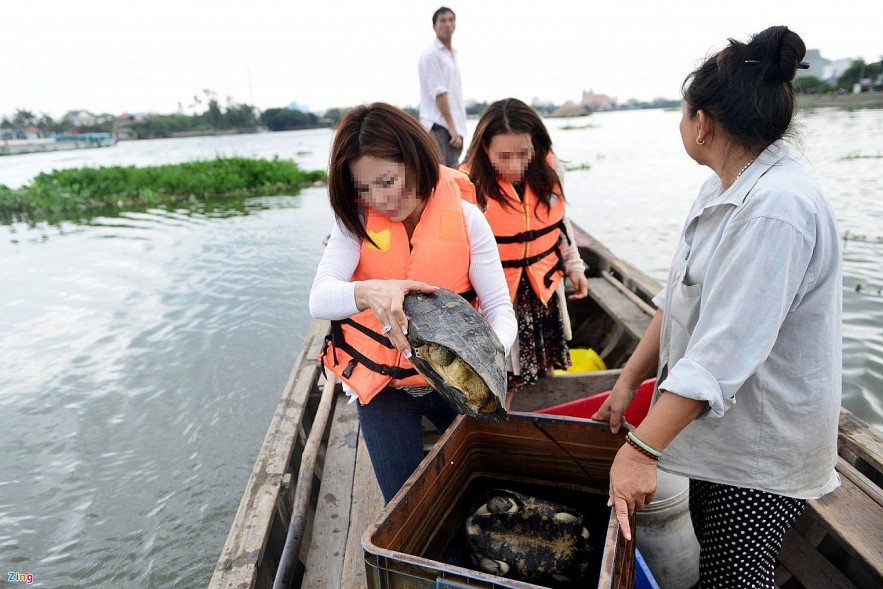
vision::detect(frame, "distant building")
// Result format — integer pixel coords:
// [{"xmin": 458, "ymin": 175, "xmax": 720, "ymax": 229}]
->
[
  {"xmin": 64, "ymin": 110, "xmax": 97, "ymax": 127},
  {"xmin": 287, "ymin": 101, "xmax": 310, "ymax": 113},
  {"xmin": 113, "ymin": 113, "xmax": 144, "ymax": 141},
  {"xmin": 799, "ymin": 49, "xmax": 830, "ymax": 78},
  {"xmin": 800, "ymin": 50, "xmax": 852, "ymax": 85},
  {"xmin": 823, "ymin": 59, "xmax": 854, "ymax": 85},
  {"xmin": 581, "ymin": 90, "xmax": 616, "ymax": 111},
  {"xmin": 23, "ymin": 125, "xmax": 43, "ymax": 139}
]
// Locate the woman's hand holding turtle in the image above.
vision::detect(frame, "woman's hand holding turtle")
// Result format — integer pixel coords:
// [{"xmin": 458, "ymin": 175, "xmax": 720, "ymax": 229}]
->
[
  {"xmin": 354, "ymin": 279, "xmax": 438, "ymax": 357},
  {"xmin": 608, "ymin": 444, "xmax": 657, "ymax": 541},
  {"xmin": 567, "ymin": 270, "xmax": 589, "ymax": 300}
]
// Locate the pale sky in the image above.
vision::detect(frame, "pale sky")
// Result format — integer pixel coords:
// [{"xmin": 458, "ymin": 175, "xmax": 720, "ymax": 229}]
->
[{"xmin": 2, "ymin": 0, "xmax": 881, "ymax": 119}]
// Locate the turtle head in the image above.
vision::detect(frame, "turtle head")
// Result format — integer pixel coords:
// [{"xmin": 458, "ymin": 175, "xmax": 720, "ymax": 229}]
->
[{"xmin": 405, "ymin": 322, "xmax": 426, "ymax": 348}]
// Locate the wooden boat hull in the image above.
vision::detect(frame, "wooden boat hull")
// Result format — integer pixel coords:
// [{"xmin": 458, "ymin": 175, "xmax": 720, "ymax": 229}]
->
[{"xmin": 210, "ymin": 224, "xmax": 883, "ymax": 589}]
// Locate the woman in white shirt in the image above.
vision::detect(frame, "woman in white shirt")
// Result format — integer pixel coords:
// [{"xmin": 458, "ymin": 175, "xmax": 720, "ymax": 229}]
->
[
  {"xmin": 309, "ymin": 103, "xmax": 516, "ymax": 503},
  {"xmin": 593, "ymin": 26, "xmax": 842, "ymax": 588}
]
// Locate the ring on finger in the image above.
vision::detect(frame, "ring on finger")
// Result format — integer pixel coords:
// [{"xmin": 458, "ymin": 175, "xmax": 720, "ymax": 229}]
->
[{"xmin": 380, "ymin": 325, "xmax": 393, "ymax": 335}]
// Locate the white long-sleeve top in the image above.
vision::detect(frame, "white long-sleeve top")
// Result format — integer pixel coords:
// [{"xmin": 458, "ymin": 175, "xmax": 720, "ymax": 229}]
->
[{"xmin": 310, "ymin": 200, "xmax": 518, "ymax": 399}]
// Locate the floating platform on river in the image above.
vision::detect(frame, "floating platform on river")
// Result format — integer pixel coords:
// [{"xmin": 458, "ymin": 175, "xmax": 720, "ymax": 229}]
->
[
  {"xmin": 0, "ymin": 133, "xmax": 116, "ymax": 156},
  {"xmin": 210, "ymin": 224, "xmax": 883, "ymax": 589}
]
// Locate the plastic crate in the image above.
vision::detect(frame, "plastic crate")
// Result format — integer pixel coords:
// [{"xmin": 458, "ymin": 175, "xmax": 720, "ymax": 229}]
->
[
  {"xmin": 634, "ymin": 549, "xmax": 660, "ymax": 589},
  {"xmin": 362, "ymin": 412, "xmax": 635, "ymax": 588}
]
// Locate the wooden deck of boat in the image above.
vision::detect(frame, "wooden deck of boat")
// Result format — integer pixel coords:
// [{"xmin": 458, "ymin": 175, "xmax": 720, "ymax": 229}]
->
[
  {"xmin": 211, "ymin": 318, "xmax": 883, "ymax": 589},
  {"xmin": 211, "ymin": 224, "xmax": 883, "ymax": 589},
  {"xmin": 212, "ymin": 328, "xmax": 883, "ymax": 589}
]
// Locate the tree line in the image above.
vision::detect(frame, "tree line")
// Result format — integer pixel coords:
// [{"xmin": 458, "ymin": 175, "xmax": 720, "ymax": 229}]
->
[{"xmin": 4, "ymin": 59, "xmax": 879, "ymax": 140}]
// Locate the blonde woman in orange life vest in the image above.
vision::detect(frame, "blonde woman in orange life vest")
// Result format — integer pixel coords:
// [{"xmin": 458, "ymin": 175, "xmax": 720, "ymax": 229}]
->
[
  {"xmin": 309, "ymin": 103, "xmax": 517, "ymax": 503},
  {"xmin": 462, "ymin": 98, "xmax": 589, "ymax": 405}
]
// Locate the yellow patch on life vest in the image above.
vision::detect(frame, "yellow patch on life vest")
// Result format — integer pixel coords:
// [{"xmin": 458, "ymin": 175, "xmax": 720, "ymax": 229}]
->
[{"xmin": 367, "ymin": 228, "xmax": 391, "ymax": 251}]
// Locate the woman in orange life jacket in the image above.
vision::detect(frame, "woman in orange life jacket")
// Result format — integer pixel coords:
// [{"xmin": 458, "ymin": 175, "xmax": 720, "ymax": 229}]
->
[
  {"xmin": 309, "ymin": 103, "xmax": 517, "ymax": 503},
  {"xmin": 461, "ymin": 98, "xmax": 588, "ymax": 404}
]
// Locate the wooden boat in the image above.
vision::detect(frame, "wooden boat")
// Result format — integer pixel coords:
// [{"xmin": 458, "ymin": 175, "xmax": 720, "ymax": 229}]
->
[{"xmin": 209, "ymin": 223, "xmax": 883, "ymax": 589}]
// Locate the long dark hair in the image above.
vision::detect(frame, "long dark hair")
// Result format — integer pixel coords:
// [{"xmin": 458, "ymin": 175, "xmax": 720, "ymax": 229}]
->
[
  {"xmin": 328, "ymin": 103, "xmax": 441, "ymax": 244},
  {"xmin": 463, "ymin": 98, "xmax": 561, "ymax": 211},
  {"xmin": 683, "ymin": 26, "xmax": 807, "ymax": 155}
]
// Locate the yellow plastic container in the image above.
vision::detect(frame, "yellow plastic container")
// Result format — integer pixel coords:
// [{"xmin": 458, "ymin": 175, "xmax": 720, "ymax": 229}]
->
[{"xmin": 556, "ymin": 348, "xmax": 606, "ymax": 374}]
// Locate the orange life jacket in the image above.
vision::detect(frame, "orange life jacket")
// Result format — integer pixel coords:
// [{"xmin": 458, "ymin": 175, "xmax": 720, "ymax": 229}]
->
[
  {"xmin": 319, "ymin": 166, "xmax": 475, "ymax": 405},
  {"xmin": 460, "ymin": 162, "xmax": 568, "ymax": 304}
]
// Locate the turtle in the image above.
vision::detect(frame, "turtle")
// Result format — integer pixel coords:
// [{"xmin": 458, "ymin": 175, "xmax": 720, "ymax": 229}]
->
[
  {"xmin": 464, "ymin": 489, "xmax": 593, "ymax": 585},
  {"xmin": 403, "ymin": 288, "xmax": 507, "ymax": 423}
]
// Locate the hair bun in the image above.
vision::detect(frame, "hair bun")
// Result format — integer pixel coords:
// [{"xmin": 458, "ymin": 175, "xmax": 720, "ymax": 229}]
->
[{"xmin": 749, "ymin": 25, "xmax": 807, "ymax": 83}]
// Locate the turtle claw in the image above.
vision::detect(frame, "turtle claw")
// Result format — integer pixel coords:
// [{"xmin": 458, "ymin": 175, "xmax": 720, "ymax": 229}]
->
[
  {"xmin": 479, "ymin": 557, "xmax": 510, "ymax": 576},
  {"xmin": 553, "ymin": 511, "xmax": 579, "ymax": 524}
]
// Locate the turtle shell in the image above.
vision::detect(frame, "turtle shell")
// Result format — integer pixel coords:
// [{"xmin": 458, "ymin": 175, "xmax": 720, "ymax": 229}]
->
[
  {"xmin": 403, "ymin": 288, "xmax": 506, "ymax": 423},
  {"xmin": 464, "ymin": 489, "xmax": 593, "ymax": 585}
]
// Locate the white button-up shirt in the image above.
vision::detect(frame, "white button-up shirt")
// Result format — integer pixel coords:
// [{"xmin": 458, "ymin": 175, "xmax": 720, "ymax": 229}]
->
[
  {"xmin": 418, "ymin": 38, "xmax": 467, "ymax": 138},
  {"xmin": 653, "ymin": 141, "xmax": 842, "ymax": 499}
]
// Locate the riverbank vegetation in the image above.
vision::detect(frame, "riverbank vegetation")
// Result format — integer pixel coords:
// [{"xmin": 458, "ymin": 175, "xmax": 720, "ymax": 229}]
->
[
  {"xmin": 0, "ymin": 157, "xmax": 326, "ymax": 225},
  {"xmin": 798, "ymin": 91, "xmax": 883, "ymax": 110},
  {"xmin": 3, "ymin": 59, "xmax": 880, "ymax": 142}
]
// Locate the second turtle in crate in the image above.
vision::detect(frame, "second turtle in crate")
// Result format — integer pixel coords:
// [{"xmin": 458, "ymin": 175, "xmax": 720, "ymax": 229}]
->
[{"xmin": 464, "ymin": 488, "xmax": 593, "ymax": 585}]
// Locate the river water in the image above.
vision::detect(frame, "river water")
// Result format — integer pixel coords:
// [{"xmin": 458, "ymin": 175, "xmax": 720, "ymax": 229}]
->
[{"xmin": 1, "ymin": 108, "xmax": 880, "ymax": 587}]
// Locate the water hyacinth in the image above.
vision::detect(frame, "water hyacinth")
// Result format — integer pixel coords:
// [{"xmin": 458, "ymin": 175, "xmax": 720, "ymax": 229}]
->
[{"xmin": 0, "ymin": 157, "xmax": 326, "ymax": 224}]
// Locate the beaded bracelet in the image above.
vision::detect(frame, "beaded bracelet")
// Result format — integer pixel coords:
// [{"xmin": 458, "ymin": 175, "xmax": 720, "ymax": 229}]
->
[{"xmin": 626, "ymin": 432, "xmax": 662, "ymax": 461}]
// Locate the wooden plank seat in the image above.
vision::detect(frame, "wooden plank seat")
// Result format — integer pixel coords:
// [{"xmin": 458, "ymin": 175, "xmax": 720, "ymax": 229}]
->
[
  {"xmin": 587, "ymin": 276, "xmax": 653, "ymax": 342},
  {"xmin": 778, "ymin": 452, "xmax": 883, "ymax": 589},
  {"xmin": 608, "ymin": 259, "xmax": 662, "ymax": 308},
  {"xmin": 837, "ymin": 409, "xmax": 883, "ymax": 487},
  {"xmin": 798, "ymin": 462, "xmax": 883, "ymax": 588},
  {"xmin": 777, "ymin": 525, "xmax": 858, "ymax": 589}
]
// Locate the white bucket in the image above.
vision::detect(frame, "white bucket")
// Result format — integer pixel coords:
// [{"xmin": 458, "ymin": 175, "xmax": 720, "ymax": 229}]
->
[{"xmin": 636, "ymin": 469, "xmax": 700, "ymax": 589}]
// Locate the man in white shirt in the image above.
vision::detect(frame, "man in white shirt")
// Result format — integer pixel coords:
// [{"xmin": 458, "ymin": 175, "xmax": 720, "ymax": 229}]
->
[{"xmin": 418, "ymin": 7, "xmax": 467, "ymax": 167}]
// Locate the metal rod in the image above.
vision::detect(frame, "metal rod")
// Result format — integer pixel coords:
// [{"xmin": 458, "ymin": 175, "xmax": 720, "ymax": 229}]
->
[{"xmin": 273, "ymin": 374, "xmax": 338, "ymax": 589}]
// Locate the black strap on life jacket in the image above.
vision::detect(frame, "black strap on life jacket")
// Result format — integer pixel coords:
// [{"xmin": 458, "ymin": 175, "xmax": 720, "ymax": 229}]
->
[
  {"xmin": 338, "ymin": 318, "xmax": 396, "ymax": 348},
  {"xmin": 494, "ymin": 219, "xmax": 569, "ymax": 245},
  {"xmin": 500, "ymin": 241, "xmax": 561, "ymax": 269},
  {"xmin": 320, "ymin": 286, "xmax": 475, "ymax": 381},
  {"xmin": 337, "ymin": 339, "xmax": 419, "ymax": 380},
  {"xmin": 322, "ymin": 320, "xmax": 418, "ymax": 380},
  {"xmin": 543, "ymin": 245, "xmax": 567, "ymax": 288}
]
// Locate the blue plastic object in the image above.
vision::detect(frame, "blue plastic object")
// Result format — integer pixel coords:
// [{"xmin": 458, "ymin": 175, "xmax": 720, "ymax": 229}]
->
[{"xmin": 634, "ymin": 548, "xmax": 660, "ymax": 589}]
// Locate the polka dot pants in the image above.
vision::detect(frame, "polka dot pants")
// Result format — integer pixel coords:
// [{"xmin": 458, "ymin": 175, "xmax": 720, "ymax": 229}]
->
[{"xmin": 689, "ymin": 479, "xmax": 807, "ymax": 588}]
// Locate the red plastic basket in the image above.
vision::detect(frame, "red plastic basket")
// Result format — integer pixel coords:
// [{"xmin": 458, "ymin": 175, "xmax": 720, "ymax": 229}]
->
[{"xmin": 537, "ymin": 378, "xmax": 657, "ymax": 427}]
